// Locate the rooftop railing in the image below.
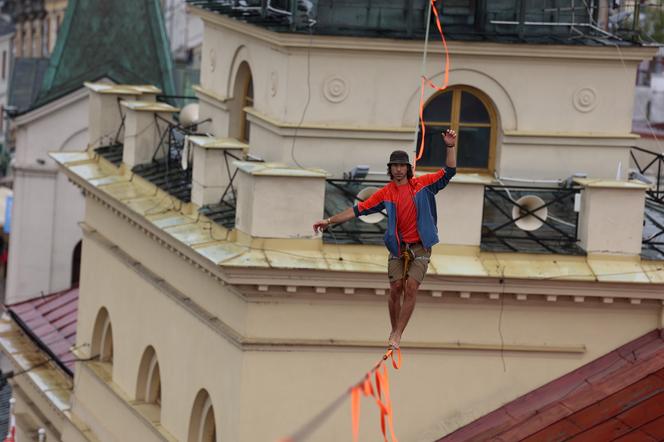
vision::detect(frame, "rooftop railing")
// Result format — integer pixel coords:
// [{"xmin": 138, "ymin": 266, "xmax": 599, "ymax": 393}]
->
[
  {"xmin": 188, "ymin": 0, "xmax": 634, "ymax": 42},
  {"xmin": 481, "ymin": 184, "xmax": 582, "ymax": 255}
]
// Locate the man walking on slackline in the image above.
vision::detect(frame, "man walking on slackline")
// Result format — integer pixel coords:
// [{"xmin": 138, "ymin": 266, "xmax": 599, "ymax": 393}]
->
[{"xmin": 313, "ymin": 130, "xmax": 457, "ymax": 349}]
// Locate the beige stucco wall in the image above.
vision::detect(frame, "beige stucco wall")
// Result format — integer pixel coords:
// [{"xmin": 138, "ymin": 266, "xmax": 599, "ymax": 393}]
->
[
  {"xmin": 69, "ymin": 190, "xmax": 663, "ymax": 441},
  {"xmin": 195, "ymin": 12, "xmax": 654, "ymax": 180},
  {"xmin": 6, "ymin": 91, "xmax": 89, "ymax": 303}
]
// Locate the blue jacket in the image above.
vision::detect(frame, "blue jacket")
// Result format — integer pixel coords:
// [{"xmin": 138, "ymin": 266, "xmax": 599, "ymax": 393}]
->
[{"xmin": 353, "ymin": 167, "xmax": 456, "ymax": 256}]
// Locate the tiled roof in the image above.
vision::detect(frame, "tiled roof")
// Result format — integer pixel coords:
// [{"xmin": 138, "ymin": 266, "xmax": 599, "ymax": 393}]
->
[
  {"xmin": 437, "ymin": 329, "xmax": 664, "ymax": 442},
  {"xmin": 31, "ymin": 0, "xmax": 175, "ymax": 110},
  {"xmin": 7, "ymin": 287, "xmax": 79, "ymax": 375},
  {"xmin": 8, "ymin": 58, "xmax": 50, "ymax": 114}
]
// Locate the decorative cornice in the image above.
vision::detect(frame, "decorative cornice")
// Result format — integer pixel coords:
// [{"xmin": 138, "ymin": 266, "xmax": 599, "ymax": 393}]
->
[{"xmin": 245, "ymin": 107, "xmax": 414, "ymax": 141}]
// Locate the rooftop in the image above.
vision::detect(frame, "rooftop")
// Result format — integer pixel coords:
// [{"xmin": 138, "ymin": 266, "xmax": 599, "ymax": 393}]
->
[
  {"xmin": 438, "ymin": 328, "xmax": 664, "ymax": 441},
  {"xmin": 6, "ymin": 287, "xmax": 79, "ymax": 375},
  {"xmin": 29, "ymin": 0, "xmax": 175, "ymax": 111},
  {"xmin": 51, "ymin": 150, "xmax": 664, "ymax": 288}
]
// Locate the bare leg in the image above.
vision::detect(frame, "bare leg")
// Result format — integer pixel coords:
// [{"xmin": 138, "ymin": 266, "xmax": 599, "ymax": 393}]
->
[
  {"xmin": 391, "ymin": 277, "xmax": 420, "ymax": 347},
  {"xmin": 388, "ymin": 279, "xmax": 403, "ymax": 345}
]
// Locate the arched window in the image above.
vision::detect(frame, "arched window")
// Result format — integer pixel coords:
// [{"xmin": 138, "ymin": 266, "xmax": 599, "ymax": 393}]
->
[
  {"xmin": 417, "ymin": 86, "xmax": 497, "ymax": 173},
  {"xmin": 91, "ymin": 308, "xmax": 113, "ymax": 363},
  {"xmin": 71, "ymin": 240, "xmax": 81, "ymax": 286},
  {"xmin": 231, "ymin": 62, "xmax": 253, "ymax": 143},
  {"xmin": 188, "ymin": 389, "xmax": 216, "ymax": 442},
  {"xmin": 136, "ymin": 346, "xmax": 162, "ymax": 409}
]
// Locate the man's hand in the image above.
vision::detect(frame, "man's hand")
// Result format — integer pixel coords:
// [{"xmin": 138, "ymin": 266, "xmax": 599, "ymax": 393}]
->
[
  {"xmin": 313, "ymin": 219, "xmax": 331, "ymax": 233},
  {"xmin": 443, "ymin": 129, "xmax": 457, "ymax": 147}
]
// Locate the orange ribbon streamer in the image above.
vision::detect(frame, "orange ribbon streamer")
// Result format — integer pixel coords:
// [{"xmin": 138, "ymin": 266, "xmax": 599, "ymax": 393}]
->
[
  {"xmin": 414, "ymin": 0, "xmax": 451, "ymax": 172},
  {"xmin": 351, "ymin": 348, "xmax": 402, "ymax": 442}
]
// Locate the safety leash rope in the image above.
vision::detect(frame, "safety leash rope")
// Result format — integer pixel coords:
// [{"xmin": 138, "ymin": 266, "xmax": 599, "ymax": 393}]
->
[
  {"xmin": 414, "ymin": 0, "xmax": 451, "ymax": 172},
  {"xmin": 278, "ymin": 348, "xmax": 402, "ymax": 442}
]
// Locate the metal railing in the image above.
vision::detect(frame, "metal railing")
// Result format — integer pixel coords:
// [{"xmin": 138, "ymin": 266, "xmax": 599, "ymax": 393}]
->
[
  {"xmin": 187, "ymin": 0, "xmax": 626, "ymax": 39},
  {"xmin": 643, "ymin": 199, "xmax": 664, "ymax": 260},
  {"xmin": 481, "ymin": 185, "xmax": 582, "ymax": 255},
  {"xmin": 323, "ymin": 178, "xmax": 388, "ymax": 245},
  {"xmin": 631, "ymin": 145, "xmax": 664, "ymax": 204}
]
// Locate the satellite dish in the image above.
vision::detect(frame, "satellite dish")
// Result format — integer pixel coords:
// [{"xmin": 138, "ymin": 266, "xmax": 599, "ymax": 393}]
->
[
  {"xmin": 355, "ymin": 186, "xmax": 385, "ymax": 224},
  {"xmin": 512, "ymin": 195, "xmax": 548, "ymax": 231},
  {"xmin": 179, "ymin": 103, "xmax": 200, "ymax": 127}
]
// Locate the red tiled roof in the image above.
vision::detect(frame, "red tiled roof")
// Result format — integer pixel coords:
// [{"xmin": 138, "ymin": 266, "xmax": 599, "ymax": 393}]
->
[
  {"xmin": 438, "ymin": 329, "xmax": 664, "ymax": 442},
  {"xmin": 7, "ymin": 287, "xmax": 79, "ymax": 374}
]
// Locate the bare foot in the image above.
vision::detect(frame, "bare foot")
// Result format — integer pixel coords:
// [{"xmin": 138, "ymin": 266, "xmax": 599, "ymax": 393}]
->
[{"xmin": 389, "ymin": 332, "xmax": 401, "ymax": 349}]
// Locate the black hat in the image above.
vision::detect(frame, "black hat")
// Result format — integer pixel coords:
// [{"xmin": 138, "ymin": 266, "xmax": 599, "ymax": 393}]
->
[{"xmin": 387, "ymin": 150, "xmax": 410, "ymax": 166}]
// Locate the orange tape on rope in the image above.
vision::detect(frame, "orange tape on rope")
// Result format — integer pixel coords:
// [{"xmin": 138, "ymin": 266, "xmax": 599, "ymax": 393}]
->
[
  {"xmin": 414, "ymin": 0, "xmax": 450, "ymax": 171},
  {"xmin": 351, "ymin": 348, "xmax": 402, "ymax": 442}
]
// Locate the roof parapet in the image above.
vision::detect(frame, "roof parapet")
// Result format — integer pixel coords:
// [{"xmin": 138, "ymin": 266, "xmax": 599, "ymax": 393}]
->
[
  {"xmin": 120, "ymin": 100, "xmax": 179, "ymax": 169},
  {"xmin": 576, "ymin": 178, "xmax": 651, "ymax": 256},
  {"xmin": 234, "ymin": 162, "xmax": 328, "ymax": 239},
  {"xmin": 85, "ymin": 82, "xmax": 161, "ymax": 149},
  {"xmin": 190, "ymin": 135, "xmax": 248, "ymax": 207}
]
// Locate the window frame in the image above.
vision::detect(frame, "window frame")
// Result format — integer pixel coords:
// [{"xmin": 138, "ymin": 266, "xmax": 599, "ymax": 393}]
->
[{"xmin": 418, "ymin": 85, "xmax": 497, "ymax": 174}]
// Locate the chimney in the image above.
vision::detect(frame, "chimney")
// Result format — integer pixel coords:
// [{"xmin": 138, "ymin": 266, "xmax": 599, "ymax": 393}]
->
[
  {"xmin": 85, "ymin": 82, "xmax": 161, "ymax": 149},
  {"xmin": 120, "ymin": 100, "xmax": 179, "ymax": 169},
  {"xmin": 576, "ymin": 178, "xmax": 649, "ymax": 255},
  {"xmin": 234, "ymin": 162, "xmax": 327, "ymax": 239},
  {"xmin": 189, "ymin": 136, "xmax": 248, "ymax": 207}
]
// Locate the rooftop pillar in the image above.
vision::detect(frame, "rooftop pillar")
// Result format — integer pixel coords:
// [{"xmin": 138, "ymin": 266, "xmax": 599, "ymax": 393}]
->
[
  {"xmin": 234, "ymin": 162, "xmax": 327, "ymax": 238},
  {"xmin": 190, "ymin": 136, "xmax": 248, "ymax": 207},
  {"xmin": 85, "ymin": 82, "xmax": 161, "ymax": 149},
  {"xmin": 120, "ymin": 101, "xmax": 179, "ymax": 169},
  {"xmin": 576, "ymin": 178, "xmax": 649, "ymax": 255},
  {"xmin": 436, "ymin": 174, "xmax": 494, "ymax": 247}
]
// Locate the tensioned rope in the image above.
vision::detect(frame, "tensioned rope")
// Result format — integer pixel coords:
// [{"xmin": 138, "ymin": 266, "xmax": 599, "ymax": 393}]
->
[
  {"xmin": 277, "ymin": 1, "xmax": 450, "ymax": 440},
  {"xmin": 414, "ymin": 0, "xmax": 451, "ymax": 172}
]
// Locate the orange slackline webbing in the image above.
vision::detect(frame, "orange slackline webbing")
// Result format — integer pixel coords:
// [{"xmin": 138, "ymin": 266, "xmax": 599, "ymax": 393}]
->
[
  {"xmin": 351, "ymin": 348, "xmax": 402, "ymax": 442},
  {"xmin": 277, "ymin": 348, "xmax": 401, "ymax": 442},
  {"xmin": 414, "ymin": 0, "xmax": 450, "ymax": 172}
]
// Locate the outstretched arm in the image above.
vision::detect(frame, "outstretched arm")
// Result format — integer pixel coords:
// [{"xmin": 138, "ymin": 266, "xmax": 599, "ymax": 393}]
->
[
  {"xmin": 313, "ymin": 207, "xmax": 356, "ymax": 233},
  {"xmin": 443, "ymin": 129, "xmax": 457, "ymax": 168}
]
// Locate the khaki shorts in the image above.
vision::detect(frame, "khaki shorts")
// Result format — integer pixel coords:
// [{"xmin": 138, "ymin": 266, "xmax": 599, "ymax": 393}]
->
[{"xmin": 387, "ymin": 243, "xmax": 431, "ymax": 284}]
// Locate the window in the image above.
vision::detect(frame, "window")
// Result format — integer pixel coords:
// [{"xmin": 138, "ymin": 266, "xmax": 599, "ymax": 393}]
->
[
  {"xmin": 136, "ymin": 346, "xmax": 162, "ymax": 408},
  {"xmin": 417, "ymin": 86, "xmax": 496, "ymax": 173},
  {"xmin": 2, "ymin": 51, "xmax": 6, "ymax": 80},
  {"xmin": 71, "ymin": 241, "xmax": 81, "ymax": 286},
  {"xmin": 188, "ymin": 389, "xmax": 216, "ymax": 442},
  {"xmin": 91, "ymin": 308, "xmax": 113, "ymax": 363},
  {"xmin": 230, "ymin": 62, "xmax": 253, "ymax": 143}
]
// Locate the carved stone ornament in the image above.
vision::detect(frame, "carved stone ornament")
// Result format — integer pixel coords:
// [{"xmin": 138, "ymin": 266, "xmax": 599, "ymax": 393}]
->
[
  {"xmin": 323, "ymin": 75, "xmax": 350, "ymax": 103},
  {"xmin": 573, "ymin": 87, "xmax": 597, "ymax": 113}
]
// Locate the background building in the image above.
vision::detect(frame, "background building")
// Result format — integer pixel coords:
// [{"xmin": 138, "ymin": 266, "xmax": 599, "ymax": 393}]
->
[{"xmin": 4, "ymin": 0, "xmax": 175, "ymax": 304}]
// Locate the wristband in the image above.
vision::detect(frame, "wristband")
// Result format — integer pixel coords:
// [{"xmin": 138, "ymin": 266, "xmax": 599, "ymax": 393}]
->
[
  {"xmin": 326, "ymin": 217, "xmax": 333, "ymax": 225},
  {"xmin": 445, "ymin": 144, "xmax": 455, "ymax": 148}
]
